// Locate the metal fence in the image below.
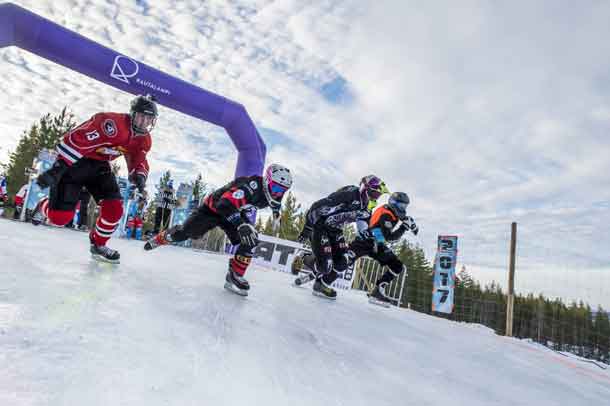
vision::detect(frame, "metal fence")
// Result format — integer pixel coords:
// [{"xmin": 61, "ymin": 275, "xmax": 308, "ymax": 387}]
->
[{"xmin": 351, "ymin": 257, "xmax": 408, "ymax": 307}]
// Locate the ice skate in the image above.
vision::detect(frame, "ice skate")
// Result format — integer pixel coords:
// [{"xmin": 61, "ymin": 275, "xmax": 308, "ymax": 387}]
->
[
  {"xmin": 144, "ymin": 229, "xmax": 171, "ymax": 251},
  {"xmin": 312, "ymin": 279, "xmax": 337, "ymax": 300},
  {"xmin": 90, "ymin": 234, "xmax": 120, "ymax": 264},
  {"xmin": 224, "ymin": 268, "xmax": 250, "ymax": 297},
  {"xmin": 368, "ymin": 283, "xmax": 393, "ymax": 308}
]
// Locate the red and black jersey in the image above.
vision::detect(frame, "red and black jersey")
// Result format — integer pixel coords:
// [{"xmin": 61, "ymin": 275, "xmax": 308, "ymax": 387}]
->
[
  {"xmin": 56, "ymin": 112, "xmax": 151, "ymax": 181},
  {"xmin": 369, "ymin": 205, "xmax": 406, "ymax": 242},
  {"xmin": 204, "ymin": 176, "xmax": 270, "ymax": 226}
]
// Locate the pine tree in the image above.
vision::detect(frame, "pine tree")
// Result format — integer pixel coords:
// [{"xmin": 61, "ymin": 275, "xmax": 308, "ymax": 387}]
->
[
  {"xmin": 159, "ymin": 170, "xmax": 172, "ymax": 188},
  {"xmin": 593, "ymin": 307, "xmax": 610, "ymax": 362},
  {"xmin": 191, "ymin": 173, "xmax": 209, "ymax": 204},
  {"xmin": 278, "ymin": 192, "xmax": 301, "ymax": 240},
  {"xmin": 142, "ymin": 200, "xmax": 157, "ymax": 235},
  {"xmin": 4, "ymin": 108, "xmax": 75, "ymax": 203},
  {"xmin": 143, "ymin": 171, "xmax": 174, "ymax": 233},
  {"xmin": 583, "ymin": 303, "xmax": 595, "ymax": 357},
  {"xmin": 254, "ymin": 216, "xmax": 264, "ymax": 232},
  {"xmin": 457, "ymin": 265, "xmax": 475, "ymax": 289},
  {"xmin": 262, "ymin": 215, "xmax": 275, "ymax": 235},
  {"xmin": 454, "ymin": 265, "xmax": 475, "ymax": 321},
  {"xmin": 294, "ymin": 212, "xmax": 305, "ymax": 238}
]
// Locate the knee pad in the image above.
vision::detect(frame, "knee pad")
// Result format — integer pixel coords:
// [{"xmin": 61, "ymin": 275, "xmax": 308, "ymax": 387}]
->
[
  {"xmin": 334, "ymin": 257, "xmax": 348, "ymax": 273},
  {"xmin": 332, "ymin": 249, "xmax": 349, "ymax": 272},
  {"xmin": 316, "ymin": 257, "xmax": 333, "ymax": 274},
  {"xmin": 100, "ymin": 199, "xmax": 123, "ymax": 223}
]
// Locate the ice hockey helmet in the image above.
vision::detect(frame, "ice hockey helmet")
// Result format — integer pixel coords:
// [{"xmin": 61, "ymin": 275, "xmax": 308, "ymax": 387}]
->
[
  {"xmin": 130, "ymin": 94, "xmax": 158, "ymax": 134},
  {"xmin": 263, "ymin": 164, "xmax": 292, "ymax": 210}
]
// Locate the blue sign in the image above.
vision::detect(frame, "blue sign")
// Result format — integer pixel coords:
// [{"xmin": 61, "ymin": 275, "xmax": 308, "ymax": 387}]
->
[
  {"xmin": 24, "ymin": 149, "xmax": 57, "ymax": 212},
  {"xmin": 170, "ymin": 183, "xmax": 194, "ymax": 228}
]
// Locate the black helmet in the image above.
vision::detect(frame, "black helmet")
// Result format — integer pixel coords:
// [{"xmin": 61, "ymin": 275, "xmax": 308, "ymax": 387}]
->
[
  {"xmin": 130, "ymin": 94, "xmax": 158, "ymax": 134},
  {"xmin": 388, "ymin": 191, "xmax": 410, "ymax": 219}
]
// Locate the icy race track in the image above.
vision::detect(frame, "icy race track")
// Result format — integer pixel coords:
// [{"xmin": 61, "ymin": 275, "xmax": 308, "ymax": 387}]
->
[{"xmin": 0, "ymin": 219, "xmax": 609, "ymax": 405}]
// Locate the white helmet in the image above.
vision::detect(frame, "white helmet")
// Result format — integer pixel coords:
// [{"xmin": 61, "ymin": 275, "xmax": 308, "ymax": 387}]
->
[{"xmin": 263, "ymin": 163, "xmax": 292, "ymax": 210}]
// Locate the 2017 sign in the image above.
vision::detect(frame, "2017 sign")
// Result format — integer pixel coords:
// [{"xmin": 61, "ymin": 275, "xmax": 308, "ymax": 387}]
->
[{"xmin": 432, "ymin": 235, "xmax": 458, "ymax": 313}]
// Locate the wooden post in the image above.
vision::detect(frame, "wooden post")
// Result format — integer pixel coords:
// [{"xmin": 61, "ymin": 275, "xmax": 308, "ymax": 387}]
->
[
  {"xmin": 352, "ymin": 260, "xmax": 361, "ymax": 289},
  {"xmin": 359, "ymin": 260, "xmax": 374, "ymax": 292},
  {"xmin": 506, "ymin": 222, "xmax": 517, "ymax": 337},
  {"xmin": 397, "ymin": 265, "xmax": 407, "ymax": 308}
]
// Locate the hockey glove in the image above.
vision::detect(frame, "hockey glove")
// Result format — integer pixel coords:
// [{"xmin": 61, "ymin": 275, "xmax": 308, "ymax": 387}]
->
[
  {"xmin": 135, "ymin": 190, "xmax": 149, "ymax": 203},
  {"xmin": 356, "ymin": 229, "xmax": 372, "ymax": 241},
  {"xmin": 403, "ymin": 216, "xmax": 419, "ymax": 236},
  {"xmin": 36, "ymin": 159, "xmax": 68, "ymax": 189},
  {"xmin": 129, "ymin": 173, "xmax": 148, "ymax": 201},
  {"xmin": 238, "ymin": 223, "xmax": 259, "ymax": 248}
]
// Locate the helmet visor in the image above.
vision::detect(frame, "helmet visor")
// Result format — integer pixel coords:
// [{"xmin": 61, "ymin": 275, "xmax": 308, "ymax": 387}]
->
[
  {"xmin": 390, "ymin": 199, "xmax": 408, "ymax": 218},
  {"xmin": 369, "ymin": 189, "xmax": 383, "ymax": 200},
  {"xmin": 269, "ymin": 182, "xmax": 289, "ymax": 200},
  {"xmin": 394, "ymin": 201, "xmax": 408, "ymax": 213}
]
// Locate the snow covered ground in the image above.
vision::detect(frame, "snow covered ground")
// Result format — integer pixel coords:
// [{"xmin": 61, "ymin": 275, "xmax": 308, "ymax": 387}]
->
[{"xmin": 1, "ymin": 219, "xmax": 609, "ymax": 406}]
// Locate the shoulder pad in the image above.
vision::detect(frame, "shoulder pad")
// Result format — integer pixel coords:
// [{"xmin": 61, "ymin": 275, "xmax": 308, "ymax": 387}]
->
[{"xmin": 336, "ymin": 185, "xmax": 358, "ymax": 193}]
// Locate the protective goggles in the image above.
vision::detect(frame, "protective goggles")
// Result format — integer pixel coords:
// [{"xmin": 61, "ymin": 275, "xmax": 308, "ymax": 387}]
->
[
  {"xmin": 390, "ymin": 200, "xmax": 408, "ymax": 214},
  {"xmin": 368, "ymin": 182, "xmax": 389, "ymax": 200},
  {"xmin": 369, "ymin": 189, "xmax": 383, "ymax": 200},
  {"xmin": 269, "ymin": 182, "xmax": 289, "ymax": 198},
  {"xmin": 395, "ymin": 201, "xmax": 408, "ymax": 211}
]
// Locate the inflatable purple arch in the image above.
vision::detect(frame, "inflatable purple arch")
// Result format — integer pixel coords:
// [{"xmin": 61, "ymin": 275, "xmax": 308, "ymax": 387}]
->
[{"xmin": 0, "ymin": 2, "xmax": 266, "ymax": 177}]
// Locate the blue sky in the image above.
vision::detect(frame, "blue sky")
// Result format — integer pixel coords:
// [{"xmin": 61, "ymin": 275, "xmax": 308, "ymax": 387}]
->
[{"xmin": 1, "ymin": 0, "xmax": 610, "ymax": 306}]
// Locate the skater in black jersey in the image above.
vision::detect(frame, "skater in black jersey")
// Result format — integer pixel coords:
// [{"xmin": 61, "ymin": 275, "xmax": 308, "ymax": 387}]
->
[
  {"xmin": 145, "ymin": 164, "xmax": 292, "ymax": 296},
  {"xmin": 294, "ymin": 175, "xmax": 389, "ymax": 300}
]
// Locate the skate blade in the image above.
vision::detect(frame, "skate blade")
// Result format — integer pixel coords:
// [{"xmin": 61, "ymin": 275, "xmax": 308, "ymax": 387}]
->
[
  {"xmin": 292, "ymin": 279, "xmax": 310, "ymax": 288},
  {"xmin": 312, "ymin": 290, "xmax": 337, "ymax": 301},
  {"xmin": 224, "ymin": 282, "xmax": 248, "ymax": 297},
  {"xmin": 91, "ymin": 254, "xmax": 120, "ymax": 265},
  {"xmin": 294, "ymin": 275, "xmax": 314, "ymax": 287},
  {"xmin": 368, "ymin": 297, "xmax": 391, "ymax": 308}
]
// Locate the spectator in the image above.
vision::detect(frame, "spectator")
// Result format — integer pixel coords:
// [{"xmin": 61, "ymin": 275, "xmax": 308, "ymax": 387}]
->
[
  {"xmin": 13, "ymin": 183, "xmax": 28, "ymax": 220},
  {"xmin": 0, "ymin": 173, "xmax": 7, "ymax": 217},
  {"xmin": 153, "ymin": 180, "xmax": 176, "ymax": 233}
]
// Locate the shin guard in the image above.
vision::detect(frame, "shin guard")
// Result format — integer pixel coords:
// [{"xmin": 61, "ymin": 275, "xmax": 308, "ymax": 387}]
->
[
  {"xmin": 91, "ymin": 199, "xmax": 123, "ymax": 246},
  {"xmin": 230, "ymin": 253, "xmax": 252, "ymax": 276}
]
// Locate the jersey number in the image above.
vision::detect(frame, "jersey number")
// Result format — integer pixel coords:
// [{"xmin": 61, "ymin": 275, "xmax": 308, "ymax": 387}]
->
[{"xmin": 86, "ymin": 130, "xmax": 100, "ymax": 141}]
